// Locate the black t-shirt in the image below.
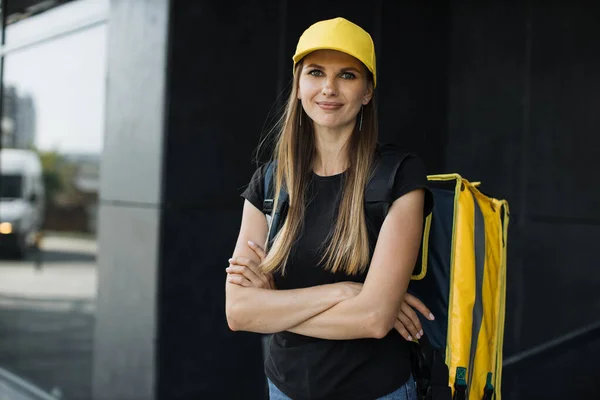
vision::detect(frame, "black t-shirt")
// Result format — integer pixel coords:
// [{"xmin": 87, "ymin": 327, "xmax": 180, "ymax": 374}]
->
[{"xmin": 241, "ymin": 153, "xmax": 433, "ymax": 400}]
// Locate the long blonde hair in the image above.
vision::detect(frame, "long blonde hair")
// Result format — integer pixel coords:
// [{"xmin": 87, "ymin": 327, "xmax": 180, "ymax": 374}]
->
[{"xmin": 260, "ymin": 63, "xmax": 378, "ymax": 276}]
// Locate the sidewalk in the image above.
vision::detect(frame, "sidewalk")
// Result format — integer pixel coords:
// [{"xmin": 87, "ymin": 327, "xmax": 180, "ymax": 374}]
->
[{"xmin": 0, "ymin": 235, "xmax": 97, "ymax": 306}]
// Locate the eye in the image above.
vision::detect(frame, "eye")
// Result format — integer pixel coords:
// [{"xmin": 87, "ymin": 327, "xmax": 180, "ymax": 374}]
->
[
  {"xmin": 340, "ymin": 72, "xmax": 356, "ymax": 80},
  {"xmin": 308, "ymin": 69, "xmax": 324, "ymax": 77}
]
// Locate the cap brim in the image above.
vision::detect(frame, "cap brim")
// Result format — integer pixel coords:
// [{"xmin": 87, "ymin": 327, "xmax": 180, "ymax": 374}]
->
[{"xmin": 293, "ymin": 46, "xmax": 376, "ymax": 87}]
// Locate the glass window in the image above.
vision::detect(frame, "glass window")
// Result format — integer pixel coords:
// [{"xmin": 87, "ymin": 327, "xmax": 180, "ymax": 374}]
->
[
  {"xmin": 0, "ymin": 1, "xmax": 108, "ymax": 398},
  {"xmin": 0, "ymin": 174, "xmax": 22, "ymax": 198}
]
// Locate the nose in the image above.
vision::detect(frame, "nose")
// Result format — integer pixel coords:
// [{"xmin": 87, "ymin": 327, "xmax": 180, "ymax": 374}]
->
[{"xmin": 321, "ymin": 76, "xmax": 338, "ymax": 97}]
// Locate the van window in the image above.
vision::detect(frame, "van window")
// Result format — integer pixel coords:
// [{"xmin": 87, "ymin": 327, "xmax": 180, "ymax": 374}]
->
[{"xmin": 0, "ymin": 174, "xmax": 23, "ymax": 199}]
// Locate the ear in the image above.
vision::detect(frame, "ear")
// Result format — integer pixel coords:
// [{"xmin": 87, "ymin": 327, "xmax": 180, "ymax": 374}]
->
[{"xmin": 362, "ymin": 82, "xmax": 374, "ymax": 105}]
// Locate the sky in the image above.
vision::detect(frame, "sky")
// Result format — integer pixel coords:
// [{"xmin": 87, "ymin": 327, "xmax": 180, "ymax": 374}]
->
[{"xmin": 3, "ymin": 0, "xmax": 108, "ymax": 155}]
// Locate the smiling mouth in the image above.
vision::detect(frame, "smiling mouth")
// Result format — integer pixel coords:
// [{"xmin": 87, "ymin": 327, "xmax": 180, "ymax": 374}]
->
[{"xmin": 317, "ymin": 102, "xmax": 344, "ymax": 110}]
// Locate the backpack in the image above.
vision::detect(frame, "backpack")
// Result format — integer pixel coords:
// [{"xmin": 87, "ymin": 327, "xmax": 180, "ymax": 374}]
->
[{"xmin": 261, "ymin": 144, "xmax": 509, "ymax": 400}]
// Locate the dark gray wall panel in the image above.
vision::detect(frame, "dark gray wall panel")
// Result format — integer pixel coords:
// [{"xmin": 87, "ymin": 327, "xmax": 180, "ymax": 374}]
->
[
  {"xmin": 503, "ymin": 336, "xmax": 600, "ymax": 400},
  {"xmin": 518, "ymin": 222, "xmax": 600, "ymax": 350},
  {"xmin": 157, "ymin": 207, "xmax": 265, "ymax": 399},
  {"xmin": 528, "ymin": 3, "xmax": 600, "ymax": 221},
  {"xmin": 162, "ymin": 1, "xmax": 281, "ymax": 209},
  {"xmin": 378, "ymin": 1, "xmax": 449, "ymax": 173},
  {"xmin": 157, "ymin": 2, "xmax": 280, "ymax": 399},
  {"xmin": 446, "ymin": 1, "xmax": 527, "ymax": 206}
]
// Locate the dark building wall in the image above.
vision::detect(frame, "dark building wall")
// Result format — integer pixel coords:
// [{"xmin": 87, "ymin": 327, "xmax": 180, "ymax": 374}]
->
[
  {"xmin": 156, "ymin": 2, "xmax": 282, "ymax": 399},
  {"xmin": 378, "ymin": 2, "xmax": 450, "ymax": 173}
]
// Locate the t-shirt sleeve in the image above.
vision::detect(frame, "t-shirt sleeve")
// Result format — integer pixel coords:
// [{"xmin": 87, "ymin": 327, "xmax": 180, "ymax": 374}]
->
[
  {"xmin": 241, "ymin": 165, "xmax": 266, "ymax": 212},
  {"xmin": 391, "ymin": 154, "xmax": 434, "ymax": 217}
]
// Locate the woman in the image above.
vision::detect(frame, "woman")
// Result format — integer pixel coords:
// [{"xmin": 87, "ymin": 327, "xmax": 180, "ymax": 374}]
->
[{"xmin": 226, "ymin": 17, "xmax": 434, "ymax": 400}]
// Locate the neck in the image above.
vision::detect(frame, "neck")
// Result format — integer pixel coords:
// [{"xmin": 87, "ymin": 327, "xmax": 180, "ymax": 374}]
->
[{"xmin": 312, "ymin": 121, "xmax": 355, "ymax": 176}]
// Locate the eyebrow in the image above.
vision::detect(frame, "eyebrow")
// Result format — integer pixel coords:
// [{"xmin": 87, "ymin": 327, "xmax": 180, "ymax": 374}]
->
[{"xmin": 304, "ymin": 64, "xmax": 362, "ymax": 74}]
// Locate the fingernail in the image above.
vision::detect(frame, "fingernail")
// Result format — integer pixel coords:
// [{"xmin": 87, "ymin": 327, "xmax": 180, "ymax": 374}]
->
[
  {"xmin": 228, "ymin": 258, "xmax": 234, "ymax": 263},
  {"xmin": 248, "ymin": 240, "xmax": 255, "ymax": 246},
  {"xmin": 420, "ymin": 329, "xmax": 424, "ymax": 336},
  {"xmin": 407, "ymin": 336, "xmax": 412, "ymax": 341},
  {"xmin": 429, "ymin": 313, "xmax": 435, "ymax": 320},
  {"xmin": 225, "ymin": 267, "xmax": 230, "ymax": 272},
  {"xmin": 416, "ymin": 333, "xmax": 421, "ymax": 339}
]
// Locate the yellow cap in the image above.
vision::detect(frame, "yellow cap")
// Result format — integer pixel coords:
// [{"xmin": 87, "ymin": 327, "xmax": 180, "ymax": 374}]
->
[{"xmin": 293, "ymin": 17, "xmax": 377, "ymax": 87}]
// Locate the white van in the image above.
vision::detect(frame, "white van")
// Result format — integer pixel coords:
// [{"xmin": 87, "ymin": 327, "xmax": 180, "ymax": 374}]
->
[{"xmin": 0, "ymin": 149, "xmax": 45, "ymax": 258}]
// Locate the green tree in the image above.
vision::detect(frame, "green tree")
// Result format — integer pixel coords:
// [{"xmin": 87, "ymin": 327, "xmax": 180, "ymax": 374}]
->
[{"xmin": 37, "ymin": 150, "xmax": 64, "ymax": 204}]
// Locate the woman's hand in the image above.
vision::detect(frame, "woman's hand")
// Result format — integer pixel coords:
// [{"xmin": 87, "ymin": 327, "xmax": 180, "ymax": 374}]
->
[
  {"xmin": 326, "ymin": 284, "xmax": 434, "ymax": 340},
  {"xmin": 394, "ymin": 293, "xmax": 435, "ymax": 341},
  {"xmin": 226, "ymin": 241, "xmax": 275, "ymax": 289}
]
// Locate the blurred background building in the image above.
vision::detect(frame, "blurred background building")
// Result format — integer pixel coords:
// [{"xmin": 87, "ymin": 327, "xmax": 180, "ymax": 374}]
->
[
  {"xmin": 0, "ymin": 0, "xmax": 598, "ymax": 399},
  {"xmin": 2, "ymin": 85, "xmax": 36, "ymax": 149}
]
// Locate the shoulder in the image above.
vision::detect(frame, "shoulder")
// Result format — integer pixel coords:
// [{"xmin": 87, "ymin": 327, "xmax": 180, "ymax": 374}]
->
[
  {"xmin": 373, "ymin": 143, "xmax": 420, "ymax": 166},
  {"xmin": 248, "ymin": 163, "xmax": 270, "ymax": 191},
  {"xmin": 371, "ymin": 143, "xmax": 433, "ymax": 216},
  {"xmin": 241, "ymin": 162, "xmax": 272, "ymax": 212},
  {"xmin": 371, "ymin": 143, "xmax": 424, "ymax": 181}
]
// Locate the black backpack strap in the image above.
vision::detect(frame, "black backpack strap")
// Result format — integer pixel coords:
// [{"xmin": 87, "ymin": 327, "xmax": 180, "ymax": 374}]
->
[
  {"xmin": 364, "ymin": 145, "xmax": 411, "ymax": 234},
  {"xmin": 262, "ymin": 161, "xmax": 289, "ymax": 247},
  {"xmin": 263, "ymin": 161, "xmax": 276, "ymax": 215},
  {"xmin": 410, "ymin": 334, "xmax": 452, "ymax": 400}
]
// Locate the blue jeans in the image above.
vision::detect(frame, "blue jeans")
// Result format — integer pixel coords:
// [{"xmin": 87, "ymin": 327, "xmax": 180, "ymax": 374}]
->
[{"xmin": 268, "ymin": 374, "xmax": 417, "ymax": 400}]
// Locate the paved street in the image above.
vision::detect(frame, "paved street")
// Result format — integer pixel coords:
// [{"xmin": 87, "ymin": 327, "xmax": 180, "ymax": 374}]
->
[{"xmin": 0, "ymin": 234, "xmax": 97, "ymax": 400}]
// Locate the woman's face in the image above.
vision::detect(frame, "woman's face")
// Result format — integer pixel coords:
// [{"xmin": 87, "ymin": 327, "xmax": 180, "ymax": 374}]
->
[{"xmin": 297, "ymin": 50, "xmax": 373, "ymax": 131}]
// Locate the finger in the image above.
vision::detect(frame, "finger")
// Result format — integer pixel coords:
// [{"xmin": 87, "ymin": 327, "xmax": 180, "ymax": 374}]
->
[
  {"xmin": 229, "ymin": 256, "xmax": 270, "ymax": 288},
  {"xmin": 226, "ymin": 265, "xmax": 262, "ymax": 287},
  {"xmin": 226, "ymin": 273, "xmax": 252, "ymax": 287},
  {"xmin": 404, "ymin": 293, "xmax": 435, "ymax": 321},
  {"xmin": 401, "ymin": 302, "xmax": 423, "ymax": 337},
  {"xmin": 229, "ymin": 256, "xmax": 260, "ymax": 273},
  {"xmin": 247, "ymin": 241, "xmax": 267, "ymax": 260},
  {"xmin": 398, "ymin": 312, "xmax": 420, "ymax": 339},
  {"xmin": 225, "ymin": 265, "xmax": 265, "ymax": 288},
  {"xmin": 394, "ymin": 319, "xmax": 413, "ymax": 341}
]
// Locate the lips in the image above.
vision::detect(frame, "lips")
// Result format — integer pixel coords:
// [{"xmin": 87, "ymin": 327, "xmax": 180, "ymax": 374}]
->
[{"xmin": 317, "ymin": 102, "xmax": 343, "ymax": 110}]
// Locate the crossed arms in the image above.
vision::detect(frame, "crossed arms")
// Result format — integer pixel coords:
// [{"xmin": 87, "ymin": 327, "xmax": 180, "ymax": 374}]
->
[{"xmin": 225, "ymin": 189, "xmax": 433, "ymax": 341}]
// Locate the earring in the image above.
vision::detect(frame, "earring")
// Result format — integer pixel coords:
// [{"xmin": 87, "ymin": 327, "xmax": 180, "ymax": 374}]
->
[{"xmin": 358, "ymin": 105, "xmax": 364, "ymax": 131}]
